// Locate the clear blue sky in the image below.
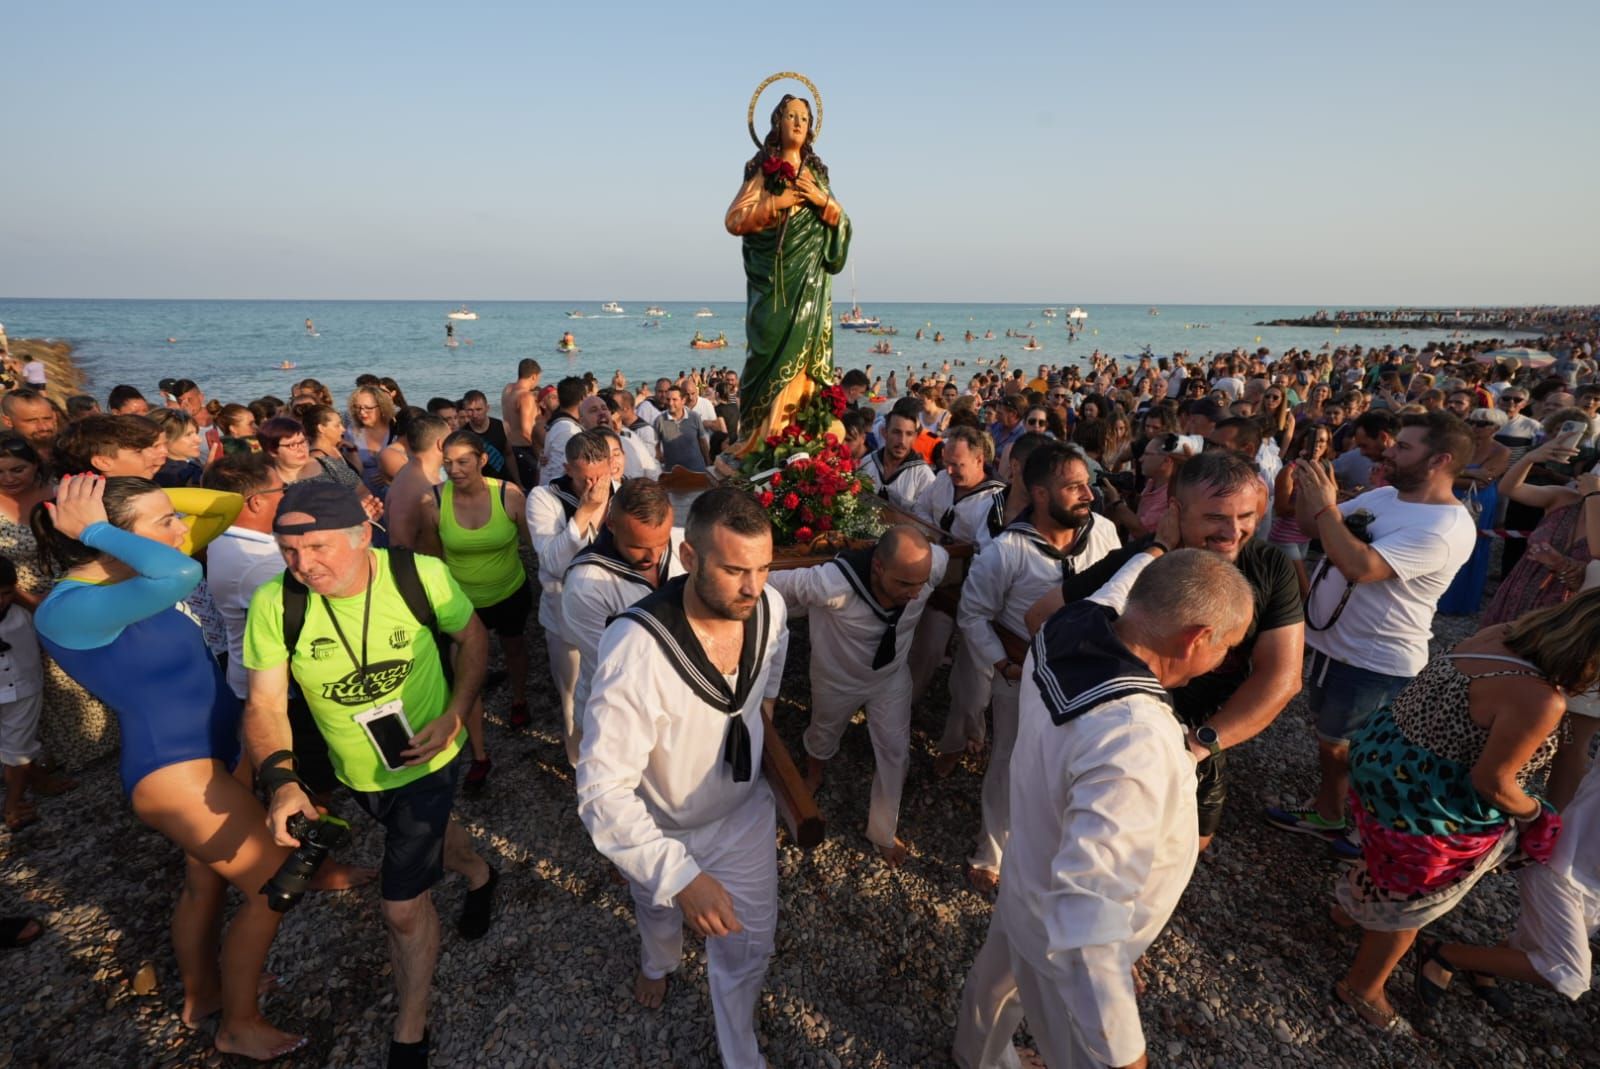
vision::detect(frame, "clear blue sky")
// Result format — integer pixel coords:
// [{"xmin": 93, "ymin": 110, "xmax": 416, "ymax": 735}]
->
[{"xmin": 3, "ymin": 1, "xmax": 1595, "ymax": 304}]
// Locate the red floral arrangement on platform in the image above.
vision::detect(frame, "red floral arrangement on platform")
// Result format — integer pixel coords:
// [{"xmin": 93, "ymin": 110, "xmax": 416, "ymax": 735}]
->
[{"xmin": 740, "ymin": 383, "xmax": 879, "ymax": 546}]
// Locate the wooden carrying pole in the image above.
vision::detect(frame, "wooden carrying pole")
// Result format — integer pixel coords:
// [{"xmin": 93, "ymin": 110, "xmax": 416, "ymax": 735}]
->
[{"xmin": 762, "ymin": 708, "xmax": 825, "ymax": 849}]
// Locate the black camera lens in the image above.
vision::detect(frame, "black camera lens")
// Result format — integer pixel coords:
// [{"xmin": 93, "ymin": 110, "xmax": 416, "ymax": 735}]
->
[{"xmin": 261, "ymin": 813, "xmax": 352, "ymax": 913}]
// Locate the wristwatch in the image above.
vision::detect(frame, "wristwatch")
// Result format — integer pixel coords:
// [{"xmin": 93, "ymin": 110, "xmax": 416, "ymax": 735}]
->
[{"xmin": 1194, "ymin": 725, "xmax": 1221, "ymax": 758}]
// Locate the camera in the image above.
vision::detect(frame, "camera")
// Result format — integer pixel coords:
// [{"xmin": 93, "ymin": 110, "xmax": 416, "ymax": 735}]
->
[
  {"xmin": 261, "ymin": 813, "xmax": 352, "ymax": 913},
  {"xmin": 1344, "ymin": 508, "xmax": 1376, "ymax": 545}
]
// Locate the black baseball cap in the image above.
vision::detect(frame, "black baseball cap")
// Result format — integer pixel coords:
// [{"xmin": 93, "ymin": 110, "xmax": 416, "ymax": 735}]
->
[{"xmin": 273, "ymin": 481, "xmax": 368, "ymax": 535}]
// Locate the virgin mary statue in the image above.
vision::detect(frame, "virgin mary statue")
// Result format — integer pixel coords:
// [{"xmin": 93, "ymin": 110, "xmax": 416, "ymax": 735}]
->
[{"xmin": 724, "ymin": 86, "xmax": 851, "ymax": 457}]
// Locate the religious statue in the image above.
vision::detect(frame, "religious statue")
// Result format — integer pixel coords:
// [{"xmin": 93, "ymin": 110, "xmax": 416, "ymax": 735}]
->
[{"xmin": 724, "ymin": 73, "xmax": 851, "ymax": 458}]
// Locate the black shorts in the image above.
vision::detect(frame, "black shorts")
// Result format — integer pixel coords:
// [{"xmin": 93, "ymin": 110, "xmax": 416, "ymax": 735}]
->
[
  {"xmin": 512, "ymin": 447, "xmax": 539, "ymax": 490},
  {"xmin": 351, "ymin": 754, "xmax": 463, "ymax": 901},
  {"xmin": 1195, "ymin": 750, "xmax": 1228, "ymax": 837},
  {"xmin": 475, "ymin": 580, "xmax": 532, "ymax": 639}
]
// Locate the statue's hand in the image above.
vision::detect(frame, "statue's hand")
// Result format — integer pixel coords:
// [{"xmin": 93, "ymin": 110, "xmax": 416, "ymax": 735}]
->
[{"xmin": 793, "ymin": 169, "xmax": 827, "ymax": 208}]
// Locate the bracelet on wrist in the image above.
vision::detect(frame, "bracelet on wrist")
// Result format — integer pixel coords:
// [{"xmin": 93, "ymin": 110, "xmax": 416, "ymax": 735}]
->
[{"xmin": 1149, "ymin": 539, "xmax": 1172, "ymax": 555}]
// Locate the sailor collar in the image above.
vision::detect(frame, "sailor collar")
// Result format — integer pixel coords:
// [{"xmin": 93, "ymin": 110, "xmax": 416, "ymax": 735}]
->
[
  {"xmin": 618, "ymin": 576, "xmax": 771, "ymax": 781},
  {"xmin": 1031, "ymin": 601, "xmax": 1170, "ymax": 727},
  {"xmin": 940, "ymin": 477, "xmax": 1007, "ymax": 533},
  {"xmin": 568, "ymin": 527, "xmax": 671, "ymax": 589},
  {"xmin": 830, "ymin": 547, "xmax": 899, "ymax": 624},
  {"xmin": 872, "ymin": 448, "xmax": 927, "ymax": 484},
  {"xmin": 1001, "ymin": 508, "xmax": 1096, "ymax": 564}
]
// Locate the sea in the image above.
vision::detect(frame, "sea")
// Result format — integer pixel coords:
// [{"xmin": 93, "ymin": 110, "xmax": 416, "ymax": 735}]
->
[{"xmin": 0, "ymin": 298, "xmax": 1534, "ymax": 406}]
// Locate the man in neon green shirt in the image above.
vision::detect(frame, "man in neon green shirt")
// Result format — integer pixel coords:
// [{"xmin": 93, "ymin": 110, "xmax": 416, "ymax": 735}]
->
[{"xmin": 242, "ymin": 482, "xmax": 495, "ymax": 1069}]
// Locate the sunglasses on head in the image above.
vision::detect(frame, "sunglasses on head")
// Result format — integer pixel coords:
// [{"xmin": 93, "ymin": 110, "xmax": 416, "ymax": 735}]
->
[{"xmin": 1467, "ymin": 419, "xmax": 1496, "ymax": 428}]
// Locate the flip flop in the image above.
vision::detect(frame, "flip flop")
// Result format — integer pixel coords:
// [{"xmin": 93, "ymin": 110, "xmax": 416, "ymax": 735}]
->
[{"xmin": 1334, "ymin": 980, "xmax": 1412, "ymax": 1035}]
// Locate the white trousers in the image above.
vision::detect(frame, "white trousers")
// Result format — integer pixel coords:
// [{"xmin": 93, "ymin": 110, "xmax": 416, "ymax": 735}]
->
[
  {"xmin": 0, "ymin": 690, "xmax": 43, "ymax": 766},
  {"xmin": 630, "ymin": 784, "xmax": 777, "ymax": 1069},
  {"xmin": 1509, "ymin": 862, "xmax": 1600, "ymax": 1000},
  {"xmin": 544, "ymin": 631, "xmax": 581, "ymax": 767},
  {"xmin": 953, "ymin": 909, "xmax": 1097, "ymax": 1069},
  {"xmin": 807, "ymin": 671, "xmax": 912, "ymax": 849},
  {"xmin": 909, "ymin": 609, "xmax": 992, "ymax": 755},
  {"xmin": 969, "ymin": 673, "xmax": 1019, "ymax": 874},
  {"xmin": 908, "ymin": 606, "xmax": 953, "ymax": 705}
]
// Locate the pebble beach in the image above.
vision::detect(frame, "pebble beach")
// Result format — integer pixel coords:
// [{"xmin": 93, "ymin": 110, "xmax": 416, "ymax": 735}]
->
[{"xmin": 2, "ymin": 569, "xmax": 1596, "ymax": 1068}]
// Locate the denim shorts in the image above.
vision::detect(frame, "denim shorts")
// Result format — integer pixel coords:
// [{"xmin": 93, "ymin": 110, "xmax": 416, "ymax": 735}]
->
[
  {"xmin": 1305, "ymin": 649, "xmax": 1410, "ymax": 744},
  {"xmin": 351, "ymin": 752, "xmax": 463, "ymax": 901}
]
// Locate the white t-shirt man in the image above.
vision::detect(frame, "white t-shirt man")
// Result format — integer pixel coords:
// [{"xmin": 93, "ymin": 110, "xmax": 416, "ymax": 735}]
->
[
  {"xmin": 1304, "ymin": 487, "xmax": 1476, "ymax": 678},
  {"xmin": 207, "ymin": 526, "xmax": 287, "ymax": 698},
  {"xmin": 22, "ymin": 361, "xmax": 45, "ymax": 388}
]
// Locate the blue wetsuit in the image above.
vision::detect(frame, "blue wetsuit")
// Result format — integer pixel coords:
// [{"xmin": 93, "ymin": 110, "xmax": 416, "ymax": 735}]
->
[{"xmin": 36, "ymin": 522, "xmax": 241, "ymax": 794}]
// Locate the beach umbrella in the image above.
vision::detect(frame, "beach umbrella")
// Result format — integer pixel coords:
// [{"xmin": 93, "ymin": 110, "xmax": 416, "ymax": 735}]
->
[{"xmin": 1477, "ymin": 347, "xmax": 1554, "ymax": 368}]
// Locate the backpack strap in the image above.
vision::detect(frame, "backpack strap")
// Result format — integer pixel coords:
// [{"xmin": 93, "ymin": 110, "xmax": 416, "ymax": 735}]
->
[
  {"xmin": 279, "ymin": 548, "xmax": 439, "ymax": 659},
  {"xmin": 282, "ymin": 570, "xmax": 309, "ymax": 658}
]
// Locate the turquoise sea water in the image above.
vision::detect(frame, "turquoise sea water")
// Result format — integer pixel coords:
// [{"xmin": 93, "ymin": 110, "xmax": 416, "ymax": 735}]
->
[{"xmin": 0, "ymin": 298, "xmax": 1532, "ymax": 406}]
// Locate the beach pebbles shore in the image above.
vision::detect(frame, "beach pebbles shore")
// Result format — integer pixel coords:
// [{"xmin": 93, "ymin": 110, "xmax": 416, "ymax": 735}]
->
[{"xmin": 1, "ymin": 589, "xmax": 1594, "ymax": 1067}]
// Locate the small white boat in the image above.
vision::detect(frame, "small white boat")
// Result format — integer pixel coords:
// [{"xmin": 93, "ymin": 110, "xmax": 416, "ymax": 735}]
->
[
  {"xmin": 644, "ymin": 306, "xmax": 667, "ymax": 317},
  {"xmin": 694, "ymin": 308, "xmax": 715, "ymax": 318},
  {"xmin": 447, "ymin": 306, "xmax": 477, "ymax": 321},
  {"xmin": 1067, "ymin": 307, "xmax": 1088, "ymax": 321},
  {"xmin": 1042, "ymin": 308, "xmax": 1058, "ymax": 318},
  {"xmin": 839, "ymin": 306, "xmax": 881, "ymax": 330},
  {"xmin": 601, "ymin": 301, "xmax": 624, "ymax": 314},
  {"xmin": 566, "ymin": 310, "xmax": 586, "ymax": 318}
]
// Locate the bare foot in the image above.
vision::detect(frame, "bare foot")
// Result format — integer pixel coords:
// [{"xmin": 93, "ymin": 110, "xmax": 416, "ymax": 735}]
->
[
  {"xmin": 964, "ymin": 737, "xmax": 984, "ymax": 755},
  {"xmin": 1132, "ymin": 958, "xmax": 1147, "ymax": 996},
  {"xmin": 214, "ymin": 1017, "xmax": 309, "ymax": 1062},
  {"xmin": 874, "ymin": 839, "xmax": 909, "ymax": 867},
  {"xmin": 932, "ymin": 751, "xmax": 962, "ymax": 778},
  {"xmin": 964, "ymin": 864, "xmax": 999, "ymax": 895},
  {"xmin": 182, "ymin": 974, "xmax": 282, "ymax": 1028},
  {"xmin": 633, "ymin": 971, "xmax": 668, "ymax": 1009},
  {"xmin": 29, "ymin": 767, "xmax": 77, "ymax": 796},
  {"xmin": 309, "ymin": 862, "xmax": 377, "ymax": 892}
]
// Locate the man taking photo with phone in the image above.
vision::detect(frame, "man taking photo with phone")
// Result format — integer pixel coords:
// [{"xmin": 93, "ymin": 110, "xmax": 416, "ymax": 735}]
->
[{"xmin": 241, "ymin": 481, "xmax": 496, "ymax": 1069}]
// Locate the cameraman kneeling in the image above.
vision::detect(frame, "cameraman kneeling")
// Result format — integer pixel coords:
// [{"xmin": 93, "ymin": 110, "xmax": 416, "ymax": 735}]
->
[
  {"xmin": 1265, "ymin": 412, "xmax": 1477, "ymax": 857},
  {"xmin": 242, "ymin": 482, "xmax": 496, "ymax": 1069}
]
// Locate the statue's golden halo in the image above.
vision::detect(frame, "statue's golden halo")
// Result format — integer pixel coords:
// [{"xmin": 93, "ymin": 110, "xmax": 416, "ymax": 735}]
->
[{"xmin": 747, "ymin": 71, "xmax": 822, "ymax": 148}]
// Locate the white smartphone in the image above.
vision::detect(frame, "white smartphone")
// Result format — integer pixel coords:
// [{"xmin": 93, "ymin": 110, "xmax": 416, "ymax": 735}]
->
[
  {"xmin": 1553, "ymin": 420, "xmax": 1588, "ymax": 452},
  {"xmin": 355, "ymin": 701, "xmax": 415, "ymax": 772}
]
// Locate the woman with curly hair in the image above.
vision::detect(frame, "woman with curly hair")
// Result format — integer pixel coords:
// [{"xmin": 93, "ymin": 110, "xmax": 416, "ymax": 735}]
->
[{"xmin": 724, "ymin": 92, "xmax": 851, "ymax": 455}]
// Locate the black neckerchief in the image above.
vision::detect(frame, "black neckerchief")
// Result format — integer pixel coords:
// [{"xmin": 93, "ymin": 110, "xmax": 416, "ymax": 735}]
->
[
  {"xmin": 874, "ymin": 448, "xmax": 927, "ymax": 486},
  {"xmin": 618, "ymin": 576, "xmax": 770, "ymax": 782},
  {"xmin": 831, "ymin": 547, "xmax": 904, "ymax": 670},
  {"xmin": 547, "ymin": 474, "xmax": 580, "ymax": 518},
  {"xmin": 940, "ymin": 478, "xmax": 1007, "ymax": 533},
  {"xmin": 1032, "ymin": 601, "xmax": 1170, "ymax": 726},
  {"xmin": 629, "ymin": 417, "xmax": 649, "ymax": 433},
  {"xmin": 1003, "ymin": 508, "xmax": 1095, "ymax": 574},
  {"xmin": 568, "ymin": 527, "xmax": 670, "ymax": 589}
]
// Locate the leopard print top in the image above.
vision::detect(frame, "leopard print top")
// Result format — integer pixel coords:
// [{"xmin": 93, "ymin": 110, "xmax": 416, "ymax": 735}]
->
[{"xmin": 1389, "ymin": 652, "xmax": 1561, "ymax": 784}]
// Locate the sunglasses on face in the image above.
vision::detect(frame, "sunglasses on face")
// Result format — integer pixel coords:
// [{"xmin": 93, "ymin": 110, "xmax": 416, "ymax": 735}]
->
[{"xmin": 1026, "ymin": 418, "xmax": 1049, "ymax": 427}]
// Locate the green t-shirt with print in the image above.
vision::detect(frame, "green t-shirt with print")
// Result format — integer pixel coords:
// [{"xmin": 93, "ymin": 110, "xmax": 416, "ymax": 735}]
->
[{"xmin": 243, "ymin": 549, "xmax": 474, "ymax": 792}]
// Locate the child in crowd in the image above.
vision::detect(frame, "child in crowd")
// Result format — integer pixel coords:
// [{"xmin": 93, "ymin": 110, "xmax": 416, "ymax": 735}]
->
[{"xmin": 0, "ymin": 556, "xmax": 47, "ymax": 831}]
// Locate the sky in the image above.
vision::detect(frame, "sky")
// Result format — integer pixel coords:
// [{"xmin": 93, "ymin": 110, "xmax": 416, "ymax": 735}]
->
[{"xmin": 3, "ymin": 1, "xmax": 1596, "ymax": 305}]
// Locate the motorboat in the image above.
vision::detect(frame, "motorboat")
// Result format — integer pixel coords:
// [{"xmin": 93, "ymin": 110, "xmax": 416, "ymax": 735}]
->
[
  {"xmin": 601, "ymin": 301, "xmax": 624, "ymax": 314},
  {"xmin": 1042, "ymin": 308, "xmax": 1058, "ymax": 318},
  {"xmin": 644, "ymin": 306, "xmax": 667, "ymax": 317},
  {"xmin": 1067, "ymin": 307, "xmax": 1088, "ymax": 321},
  {"xmin": 447, "ymin": 306, "xmax": 477, "ymax": 321},
  {"xmin": 566, "ymin": 310, "xmax": 586, "ymax": 319},
  {"xmin": 694, "ymin": 308, "xmax": 715, "ymax": 318},
  {"xmin": 839, "ymin": 307, "xmax": 880, "ymax": 330}
]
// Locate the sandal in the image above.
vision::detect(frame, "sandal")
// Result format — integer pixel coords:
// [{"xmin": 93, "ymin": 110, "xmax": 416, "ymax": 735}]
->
[
  {"xmin": 1334, "ymin": 980, "xmax": 1413, "ymax": 1035},
  {"xmin": 1414, "ymin": 937, "xmax": 1454, "ymax": 1013},
  {"xmin": 1469, "ymin": 974, "xmax": 1515, "ymax": 1018},
  {"xmin": 1, "ymin": 916, "xmax": 44, "ymax": 949}
]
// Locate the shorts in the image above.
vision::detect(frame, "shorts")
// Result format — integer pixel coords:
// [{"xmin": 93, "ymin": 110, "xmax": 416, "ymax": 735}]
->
[
  {"xmin": 1195, "ymin": 750, "xmax": 1227, "ymax": 837},
  {"xmin": 1305, "ymin": 649, "xmax": 1410, "ymax": 744},
  {"xmin": 351, "ymin": 754, "xmax": 463, "ymax": 901},
  {"xmin": 475, "ymin": 580, "xmax": 533, "ymax": 639},
  {"xmin": 512, "ymin": 447, "xmax": 539, "ymax": 490},
  {"xmin": 0, "ymin": 690, "xmax": 43, "ymax": 766}
]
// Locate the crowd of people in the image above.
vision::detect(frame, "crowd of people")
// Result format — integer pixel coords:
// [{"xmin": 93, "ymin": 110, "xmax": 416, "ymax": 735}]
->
[{"xmin": 1, "ymin": 317, "xmax": 1599, "ymax": 1067}]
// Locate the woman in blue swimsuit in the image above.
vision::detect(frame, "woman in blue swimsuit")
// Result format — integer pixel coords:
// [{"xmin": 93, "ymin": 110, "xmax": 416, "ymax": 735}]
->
[{"xmin": 33, "ymin": 475, "xmax": 308, "ymax": 1062}]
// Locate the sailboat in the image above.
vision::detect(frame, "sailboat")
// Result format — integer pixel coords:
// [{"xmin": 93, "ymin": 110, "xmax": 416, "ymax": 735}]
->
[{"xmin": 837, "ymin": 265, "xmax": 881, "ymax": 330}]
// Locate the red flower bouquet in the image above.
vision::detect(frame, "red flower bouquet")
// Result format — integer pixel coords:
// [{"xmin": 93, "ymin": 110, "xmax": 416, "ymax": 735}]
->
[{"xmin": 761, "ymin": 156, "xmax": 799, "ymax": 195}]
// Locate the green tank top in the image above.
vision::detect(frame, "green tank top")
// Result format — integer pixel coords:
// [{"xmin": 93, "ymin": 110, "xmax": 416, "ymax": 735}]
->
[{"xmin": 438, "ymin": 479, "xmax": 524, "ymax": 607}]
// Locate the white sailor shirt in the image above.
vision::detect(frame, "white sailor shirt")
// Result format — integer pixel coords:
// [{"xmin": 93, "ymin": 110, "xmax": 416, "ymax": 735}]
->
[
  {"xmin": 858, "ymin": 449, "xmax": 937, "ymax": 514},
  {"xmin": 958, "ymin": 512, "xmax": 1120, "ymax": 670},
  {"xmin": 525, "ymin": 475, "xmax": 605, "ymax": 637},
  {"xmin": 539, "ymin": 411, "xmax": 583, "ymax": 488},
  {"xmin": 766, "ymin": 544, "xmax": 949, "ymax": 691},
  {"xmin": 913, "ymin": 472, "xmax": 1008, "ymax": 550},
  {"xmin": 577, "ymin": 582, "xmax": 788, "ymax": 905},
  {"xmin": 562, "ymin": 528, "xmax": 687, "ymax": 712}
]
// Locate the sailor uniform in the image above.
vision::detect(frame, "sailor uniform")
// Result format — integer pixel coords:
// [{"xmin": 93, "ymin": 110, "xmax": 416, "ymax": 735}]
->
[
  {"xmin": 767, "ymin": 544, "xmax": 949, "ymax": 848},
  {"xmin": 561, "ymin": 526, "xmax": 687, "ymax": 737},
  {"xmin": 907, "ymin": 473, "xmax": 1009, "ymax": 720},
  {"xmin": 577, "ymin": 578, "xmax": 788, "ymax": 1069},
  {"xmin": 954, "ymin": 602, "xmax": 1198, "ymax": 1069},
  {"xmin": 858, "ymin": 448, "xmax": 936, "ymax": 514},
  {"xmin": 617, "ymin": 425, "xmax": 662, "ymax": 480},
  {"xmin": 526, "ymin": 474, "xmax": 605, "ymax": 765},
  {"xmin": 957, "ymin": 511, "xmax": 1120, "ymax": 876},
  {"xmin": 538, "ymin": 411, "xmax": 583, "ymax": 488}
]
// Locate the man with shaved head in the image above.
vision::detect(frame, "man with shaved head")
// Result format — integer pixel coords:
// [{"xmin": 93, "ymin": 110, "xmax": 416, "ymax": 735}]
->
[{"xmin": 766, "ymin": 525, "xmax": 949, "ymax": 864}]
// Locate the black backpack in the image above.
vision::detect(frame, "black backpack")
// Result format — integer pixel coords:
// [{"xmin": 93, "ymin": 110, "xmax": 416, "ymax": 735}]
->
[{"xmin": 280, "ymin": 547, "xmax": 446, "ymax": 678}]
